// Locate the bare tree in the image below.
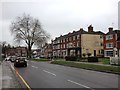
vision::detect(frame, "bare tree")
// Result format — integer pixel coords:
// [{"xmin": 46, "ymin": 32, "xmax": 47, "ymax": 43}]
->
[{"xmin": 10, "ymin": 14, "xmax": 50, "ymax": 58}]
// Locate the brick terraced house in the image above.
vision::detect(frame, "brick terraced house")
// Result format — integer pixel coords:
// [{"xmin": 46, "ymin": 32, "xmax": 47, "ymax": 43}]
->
[
  {"xmin": 43, "ymin": 43, "xmax": 53, "ymax": 58},
  {"xmin": 104, "ymin": 27, "xmax": 120, "ymax": 57},
  {"xmin": 52, "ymin": 25, "xmax": 104, "ymax": 58}
]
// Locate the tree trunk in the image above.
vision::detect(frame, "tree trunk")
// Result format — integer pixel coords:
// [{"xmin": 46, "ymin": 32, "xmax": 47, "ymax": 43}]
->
[{"xmin": 28, "ymin": 44, "xmax": 32, "ymax": 59}]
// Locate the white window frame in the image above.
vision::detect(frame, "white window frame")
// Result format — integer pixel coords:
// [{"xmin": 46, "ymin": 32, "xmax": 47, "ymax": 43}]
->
[
  {"xmin": 77, "ymin": 35, "xmax": 79, "ymax": 39},
  {"xmin": 106, "ymin": 43, "xmax": 113, "ymax": 48},
  {"xmin": 106, "ymin": 35, "xmax": 113, "ymax": 40},
  {"xmin": 77, "ymin": 41, "xmax": 80, "ymax": 47},
  {"xmin": 73, "ymin": 36, "xmax": 75, "ymax": 40},
  {"xmin": 69, "ymin": 37, "xmax": 72, "ymax": 41}
]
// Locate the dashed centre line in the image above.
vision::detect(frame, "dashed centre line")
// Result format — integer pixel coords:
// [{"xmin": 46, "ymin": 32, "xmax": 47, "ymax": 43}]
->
[
  {"xmin": 31, "ymin": 65, "xmax": 38, "ymax": 69},
  {"xmin": 43, "ymin": 70, "xmax": 56, "ymax": 76},
  {"xmin": 68, "ymin": 80, "xmax": 94, "ymax": 90}
]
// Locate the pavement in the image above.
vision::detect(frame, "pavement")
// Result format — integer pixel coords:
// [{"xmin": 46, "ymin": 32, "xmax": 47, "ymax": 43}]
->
[
  {"xmin": 1, "ymin": 61, "xmax": 22, "ymax": 89},
  {"xmin": 8, "ymin": 60, "xmax": 119, "ymax": 89},
  {"xmin": 0, "ymin": 62, "xmax": 2, "ymax": 90}
]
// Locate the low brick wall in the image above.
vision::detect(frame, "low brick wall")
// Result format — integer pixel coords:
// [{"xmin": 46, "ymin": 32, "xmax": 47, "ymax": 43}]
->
[{"xmin": 110, "ymin": 57, "xmax": 120, "ymax": 65}]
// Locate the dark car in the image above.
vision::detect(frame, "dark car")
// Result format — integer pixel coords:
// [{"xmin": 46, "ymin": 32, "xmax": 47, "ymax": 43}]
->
[{"xmin": 14, "ymin": 57, "xmax": 27, "ymax": 67}]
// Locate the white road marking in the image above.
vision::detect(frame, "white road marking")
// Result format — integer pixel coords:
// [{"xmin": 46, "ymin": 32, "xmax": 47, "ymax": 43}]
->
[
  {"xmin": 68, "ymin": 80, "xmax": 94, "ymax": 90},
  {"xmin": 31, "ymin": 61, "xmax": 35, "ymax": 63},
  {"xmin": 31, "ymin": 66, "xmax": 38, "ymax": 69},
  {"xmin": 43, "ymin": 70, "xmax": 56, "ymax": 76}
]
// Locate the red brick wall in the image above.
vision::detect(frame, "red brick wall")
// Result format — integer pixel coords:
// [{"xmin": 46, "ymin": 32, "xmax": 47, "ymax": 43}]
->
[
  {"xmin": 104, "ymin": 34, "xmax": 117, "ymax": 50},
  {"xmin": 117, "ymin": 41, "xmax": 120, "ymax": 49}
]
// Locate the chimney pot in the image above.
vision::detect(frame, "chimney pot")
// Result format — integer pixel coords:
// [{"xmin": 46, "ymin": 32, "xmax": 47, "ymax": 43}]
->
[{"xmin": 80, "ymin": 28, "xmax": 83, "ymax": 30}]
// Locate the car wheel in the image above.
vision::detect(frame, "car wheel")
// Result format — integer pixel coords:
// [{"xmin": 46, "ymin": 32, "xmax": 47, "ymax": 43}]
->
[{"xmin": 24, "ymin": 63, "xmax": 27, "ymax": 67}]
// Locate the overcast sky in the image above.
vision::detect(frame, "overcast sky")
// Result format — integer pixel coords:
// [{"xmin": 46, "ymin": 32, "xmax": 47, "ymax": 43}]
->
[{"xmin": 0, "ymin": 0, "xmax": 119, "ymax": 46}]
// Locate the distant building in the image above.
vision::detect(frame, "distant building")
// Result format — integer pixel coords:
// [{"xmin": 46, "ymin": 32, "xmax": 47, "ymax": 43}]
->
[
  {"xmin": 41, "ymin": 43, "xmax": 53, "ymax": 58},
  {"xmin": 104, "ymin": 27, "xmax": 120, "ymax": 57},
  {"xmin": 44, "ymin": 43, "xmax": 53, "ymax": 58},
  {"xmin": 32, "ymin": 49, "xmax": 41, "ymax": 58},
  {"xmin": 6, "ymin": 46, "xmax": 27, "ymax": 57},
  {"xmin": 6, "ymin": 48, "xmax": 16, "ymax": 56}
]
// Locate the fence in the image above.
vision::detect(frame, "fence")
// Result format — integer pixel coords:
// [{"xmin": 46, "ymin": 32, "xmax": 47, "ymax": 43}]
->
[{"xmin": 110, "ymin": 57, "xmax": 120, "ymax": 65}]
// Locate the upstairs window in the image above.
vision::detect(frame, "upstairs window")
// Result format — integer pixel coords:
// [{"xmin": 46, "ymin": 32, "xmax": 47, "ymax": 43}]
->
[
  {"xmin": 106, "ymin": 35, "xmax": 113, "ymax": 40},
  {"xmin": 77, "ymin": 41, "xmax": 80, "ymax": 47},
  {"xmin": 73, "ymin": 36, "xmax": 75, "ymax": 40},
  {"xmin": 100, "ymin": 35, "xmax": 103, "ymax": 39},
  {"xmin": 69, "ymin": 37, "xmax": 72, "ymax": 41},
  {"xmin": 106, "ymin": 43, "xmax": 113, "ymax": 48},
  {"xmin": 77, "ymin": 35, "xmax": 79, "ymax": 39}
]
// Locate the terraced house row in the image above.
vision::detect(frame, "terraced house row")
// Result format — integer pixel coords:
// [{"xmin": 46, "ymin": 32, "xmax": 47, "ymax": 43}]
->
[{"xmin": 42, "ymin": 25, "xmax": 120, "ymax": 58}]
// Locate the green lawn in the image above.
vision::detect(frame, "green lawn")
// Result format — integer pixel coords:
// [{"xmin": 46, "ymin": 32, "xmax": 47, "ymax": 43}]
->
[
  {"xmin": 98, "ymin": 58, "xmax": 110, "ymax": 64},
  {"xmin": 53, "ymin": 58, "xmax": 65, "ymax": 61},
  {"xmin": 53, "ymin": 57, "xmax": 110, "ymax": 64},
  {"xmin": 0, "ymin": 58, "xmax": 4, "ymax": 61},
  {"xmin": 32, "ymin": 58, "xmax": 51, "ymax": 62},
  {"xmin": 51, "ymin": 61, "xmax": 120, "ymax": 74}
]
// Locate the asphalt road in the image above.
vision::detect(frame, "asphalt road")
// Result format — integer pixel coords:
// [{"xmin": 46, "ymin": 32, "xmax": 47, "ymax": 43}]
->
[{"xmin": 9, "ymin": 61, "xmax": 119, "ymax": 89}]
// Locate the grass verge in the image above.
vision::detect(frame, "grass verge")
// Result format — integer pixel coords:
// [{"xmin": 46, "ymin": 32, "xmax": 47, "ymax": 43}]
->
[
  {"xmin": 32, "ymin": 58, "xmax": 50, "ymax": 62},
  {"xmin": 51, "ymin": 61, "xmax": 120, "ymax": 74},
  {"xmin": 98, "ymin": 58, "xmax": 110, "ymax": 64}
]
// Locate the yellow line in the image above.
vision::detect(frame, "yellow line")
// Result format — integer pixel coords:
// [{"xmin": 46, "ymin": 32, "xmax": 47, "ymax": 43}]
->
[{"xmin": 16, "ymin": 71, "xmax": 32, "ymax": 90}]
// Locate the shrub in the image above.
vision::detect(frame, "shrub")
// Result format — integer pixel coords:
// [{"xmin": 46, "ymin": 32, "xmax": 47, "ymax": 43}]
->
[
  {"xmin": 87, "ymin": 53, "xmax": 91, "ymax": 57},
  {"xmin": 97, "ymin": 54, "xmax": 104, "ymax": 58},
  {"xmin": 65, "ymin": 56, "xmax": 77, "ymax": 61},
  {"xmin": 82, "ymin": 53, "xmax": 86, "ymax": 57},
  {"xmin": 88, "ymin": 57, "xmax": 98, "ymax": 62}
]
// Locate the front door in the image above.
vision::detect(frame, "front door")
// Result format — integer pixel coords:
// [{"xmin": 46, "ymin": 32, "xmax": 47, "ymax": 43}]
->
[{"xmin": 94, "ymin": 50, "xmax": 96, "ymax": 57}]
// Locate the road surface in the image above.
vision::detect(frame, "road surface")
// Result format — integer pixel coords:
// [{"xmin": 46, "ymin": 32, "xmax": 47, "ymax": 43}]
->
[{"xmin": 8, "ymin": 61, "xmax": 119, "ymax": 89}]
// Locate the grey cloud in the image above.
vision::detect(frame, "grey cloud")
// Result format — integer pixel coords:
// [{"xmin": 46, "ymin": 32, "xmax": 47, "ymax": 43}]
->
[{"xmin": 1, "ymin": 0, "xmax": 119, "ymax": 45}]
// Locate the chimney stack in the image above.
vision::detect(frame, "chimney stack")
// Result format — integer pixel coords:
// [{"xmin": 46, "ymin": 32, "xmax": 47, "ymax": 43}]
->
[
  {"xmin": 80, "ymin": 28, "xmax": 83, "ymax": 31},
  {"xmin": 88, "ymin": 25, "xmax": 93, "ymax": 33},
  {"xmin": 108, "ymin": 27, "xmax": 113, "ymax": 32}
]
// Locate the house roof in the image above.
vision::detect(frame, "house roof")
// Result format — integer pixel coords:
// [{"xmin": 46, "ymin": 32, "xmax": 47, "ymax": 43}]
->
[
  {"xmin": 54, "ymin": 29, "xmax": 88, "ymax": 41},
  {"xmin": 86, "ymin": 31, "xmax": 104, "ymax": 35},
  {"xmin": 106, "ymin": 30, "xmax": 120, "ymax": 35},
  {"xmin": 53, "ymin": 26, "xmax": 105, "ymax": 41}
]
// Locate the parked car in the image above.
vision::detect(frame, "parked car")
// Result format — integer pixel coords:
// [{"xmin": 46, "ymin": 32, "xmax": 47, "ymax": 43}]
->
[
  {"xmin": 14, "ymin": 57, "xmax": 27, "ymax": 67},
  {"xmin": 10, "ymin": 56, "xmax": 17, "ymax": 62},
  {"xmin": 5, "ymin": 56, "xmax": 11, "ymax": 61}
]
